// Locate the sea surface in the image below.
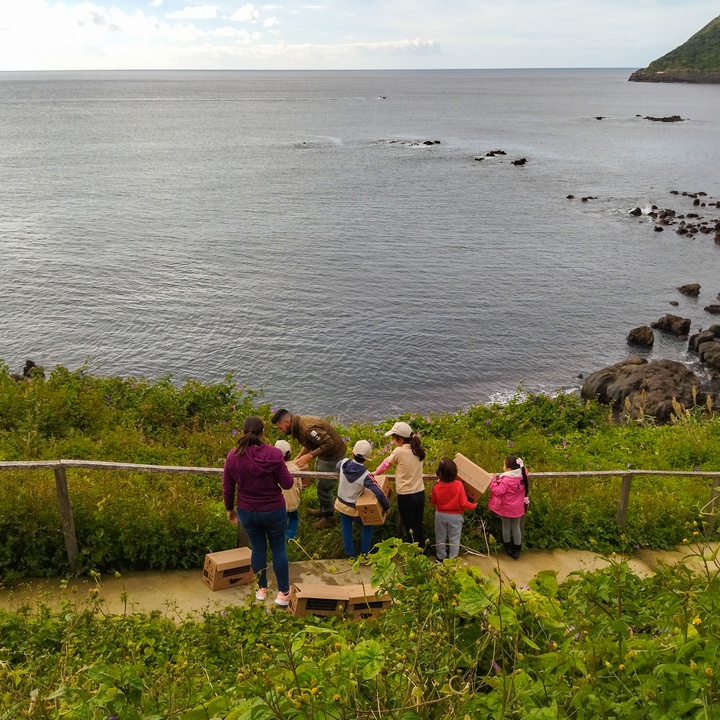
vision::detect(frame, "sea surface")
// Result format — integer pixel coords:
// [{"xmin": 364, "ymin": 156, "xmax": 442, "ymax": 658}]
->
[{"xmin": 1, "ymin": 69, "xmax": 719, "ymax": 420}]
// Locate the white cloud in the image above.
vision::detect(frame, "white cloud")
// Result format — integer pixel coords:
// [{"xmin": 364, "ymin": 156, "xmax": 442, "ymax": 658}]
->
[
  {"xmin": 149, "ymin": 0, "xmax": 163, "ymax": 7},
  {"xmin": 263, "ymin": 16, "xmax": 279, "ymax": 28},
  {"xmin": 230, "ymin": 4, "xmax": 259, "ymax": 22},
  {"xmin": 166, "ymin": 5, "xmax": 217, "ymax": 20}
]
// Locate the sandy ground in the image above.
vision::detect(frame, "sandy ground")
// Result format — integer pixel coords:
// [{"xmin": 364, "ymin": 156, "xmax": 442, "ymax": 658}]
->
[{"xmin": 1, "ymin": 543, "xmax": 716, "ymax": 619}]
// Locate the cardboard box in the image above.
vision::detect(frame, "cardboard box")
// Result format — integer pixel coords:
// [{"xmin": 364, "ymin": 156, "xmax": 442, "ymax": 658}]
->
[
  {"xmin": 356, "ymin": 474, "xmax": 391, "ymax": 526},
  {"xmin": 289, "ymin": 583, "xmax": 349, "ymax": 617},
  {"xmin": 202, "ymin": 547, "xmax": 253, "ymax": 591},
  {"xmin": 454, "ymin": 453, "xmax": 493, "ymax": 502},
  {"xmin": 344, "ymin": 585, "xmax": 392, "ymax": 620},
  {"xmin": 289, "ymin": 583, "xmax": 392, "ymax": 619}
]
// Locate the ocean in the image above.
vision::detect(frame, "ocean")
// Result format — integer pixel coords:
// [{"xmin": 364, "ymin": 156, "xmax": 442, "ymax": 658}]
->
[{"xmin": 1, "ymin": 69, "xmax": 719, "ymax": 419}]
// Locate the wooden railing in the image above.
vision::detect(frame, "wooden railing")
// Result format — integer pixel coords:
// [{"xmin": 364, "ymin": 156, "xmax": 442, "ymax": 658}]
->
[{"xmin": 1, "ymin": 460, "xmax": 718, "ymax": 572}]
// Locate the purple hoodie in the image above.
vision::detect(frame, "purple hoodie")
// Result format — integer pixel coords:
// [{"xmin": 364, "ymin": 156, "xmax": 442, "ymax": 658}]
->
[{"xmin": 222, "ymin": 443, "xmax": 295, "ymax": 512}]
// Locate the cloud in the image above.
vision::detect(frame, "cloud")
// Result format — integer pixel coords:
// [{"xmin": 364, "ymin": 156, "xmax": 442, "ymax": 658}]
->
[
  {"xmin": 166, "ymin": 5, "xmax": 217, "ymax": 19},
  {"xmin": 263, "ymin": 17, "xmax": 279, "ymax": 28},
  {"xmin": 149, "ymin": 0, "xmax": 163, "ymax": 7},
  {"xmin": 230, "ymin": 4, "xmax": 259, "ymax": 22}
]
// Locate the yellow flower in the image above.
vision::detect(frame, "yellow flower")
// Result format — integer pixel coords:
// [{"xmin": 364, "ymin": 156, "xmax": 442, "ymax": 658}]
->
[
  {"xmin": 693, "ymin": 531, "xmax": 699, "ymax": 536},
  {"xmin": 683, "ymin": 538, "xmax": 688, "ymax": 543},
  {"xmin": 706, "ymin": 668, "xmax": 714, "ymax": 676},
  {"xmin": 693, "ymin": 617, "xmax": 701, "ymax": 625},
  {"xmin": 311, "ymin": 687, "xmax": 318, "ymax": 695},
  {"xmin": 618, "ymin": 664, "xmax": 625, "ymax": 670},
  {"xmin": 333, "ymin": 694, "xmax": 340, "ymax": 701}
]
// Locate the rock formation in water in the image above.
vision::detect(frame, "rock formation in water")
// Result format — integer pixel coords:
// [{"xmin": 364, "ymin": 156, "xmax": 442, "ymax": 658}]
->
[{"xmin": 629, "ymin": 14, "xmax": 720, "ymax": 83}]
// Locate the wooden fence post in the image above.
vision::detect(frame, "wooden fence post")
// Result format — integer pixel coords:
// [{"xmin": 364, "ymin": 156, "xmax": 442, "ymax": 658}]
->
[
  {"xmin": 616, "ymin": 474, "xmax": 633, "ymax": 530},
  {"xmin": 705, "ymin": 477, "xmax": 720, "ymax": 537},
  {"xmin": 54, "ymin": 467, "xmax": 79, "ymax": 573}
]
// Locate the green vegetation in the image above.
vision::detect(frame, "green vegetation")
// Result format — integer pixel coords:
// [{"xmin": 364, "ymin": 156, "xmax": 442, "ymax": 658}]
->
[
  {"xmin": 1, "ymin": 539, "xmax": 718, "ymax": 719},
  {"xmin": 629, "ymin": 14, "xmax": 720, "ymax": 83},
  {"xmin": 0, "ymin": 360, "xmax": 719, "ymax": 579}
]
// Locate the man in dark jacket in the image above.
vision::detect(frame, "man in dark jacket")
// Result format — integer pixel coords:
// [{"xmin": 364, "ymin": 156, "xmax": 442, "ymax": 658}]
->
[{"xmin": 272, "ymin": 408, "xmax": 347, "ymax": 529}]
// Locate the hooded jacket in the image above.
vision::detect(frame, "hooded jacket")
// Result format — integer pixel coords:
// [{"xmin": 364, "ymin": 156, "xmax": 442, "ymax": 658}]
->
[
  {"xmin": 488, "ymin": 468, "xmax": 527, "ymax": 519},
  {"xmin": 222, "ymin": 443, "xmax": 295, "ymax": 512},
  {"xmin": 335, "ymin": 458, "xmax": 391, "ymax": 517}
]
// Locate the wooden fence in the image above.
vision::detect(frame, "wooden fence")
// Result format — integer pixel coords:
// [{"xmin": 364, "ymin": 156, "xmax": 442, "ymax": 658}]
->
[{"xmin": 1, "ymin": 459, "xmax": 718, "ymax": 572}]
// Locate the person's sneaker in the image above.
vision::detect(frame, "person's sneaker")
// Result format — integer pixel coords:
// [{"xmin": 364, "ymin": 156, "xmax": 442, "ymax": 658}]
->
[
  {"xmin": 255, "ymin": 587, "xmax": 268, "ymax": 601},
  {"xmin": 313, "ymin": 516, "xmax": 336, "ymax": 530},
  {"xmin": 274, "ymin": 590, "xmax": 291, "ymax": 607},
  {"xmin": 306, "ymin": 508, "xmax": 324, "ymax": 517}
]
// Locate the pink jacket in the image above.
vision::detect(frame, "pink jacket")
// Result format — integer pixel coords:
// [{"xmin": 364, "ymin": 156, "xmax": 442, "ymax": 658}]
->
[{"xmin": 488, "ymin": 470, "xmax": 527, "ymax": 519}]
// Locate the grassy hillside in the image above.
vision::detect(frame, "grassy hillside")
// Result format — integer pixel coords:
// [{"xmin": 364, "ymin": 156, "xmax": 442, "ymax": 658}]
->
[
  {"xmin": 1, "ymin": 361, "xmax": 719, "ymax": 578},
  {"xmin": 629, "ymin": 14, "xmax": 720, "ymax": 82}
]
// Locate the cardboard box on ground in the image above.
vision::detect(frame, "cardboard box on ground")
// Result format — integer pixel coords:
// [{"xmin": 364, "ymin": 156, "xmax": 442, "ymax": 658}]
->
[
  {"xmin": 356, "ymin": 474, "xmax": 392, "ymax": 525},
  {"xmin": 202, "ymin": 547, "xmax": 253, "ymax": 591},
  {"xmin": 453, "ymin": 453, "xmax": 493, "ymax": 501},
  {"xmin": 289, "ymin": 582, "xmax": 392, "ymax": 619}
]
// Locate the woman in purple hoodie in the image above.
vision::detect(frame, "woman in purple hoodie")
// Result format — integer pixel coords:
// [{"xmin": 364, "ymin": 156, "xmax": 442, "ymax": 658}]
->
[{"xmin": 222, "ymin": 416, "xmax": 295, "ymax": 606}]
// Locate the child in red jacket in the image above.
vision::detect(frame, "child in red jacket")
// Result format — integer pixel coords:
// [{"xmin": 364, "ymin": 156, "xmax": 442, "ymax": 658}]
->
[{"xmin": 430, "ymin": 458, "xmax": 477, "ymax": 560}]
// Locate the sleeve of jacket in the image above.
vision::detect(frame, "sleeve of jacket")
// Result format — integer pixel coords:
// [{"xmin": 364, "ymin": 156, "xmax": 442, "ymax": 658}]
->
[
  {"xmin": 222, "ymin": 452, "xmax": 237, "ymax": 511},
  {"xmin": 490, "ymin": 475, "xmax": 509, "ymax": 498},
  {"xmin": 429, "ymin": 483, "xmax": 439, "ymax": 507},
  {"xmin": 364, "ymin": 474, "xmax": 391, "ymax": 511},
  {"xmin": 375, "ymin": 447, "xmax": 398, "ymax": 475},
  {"xmin": 304, "ymin": 422, "xmax": 336, "ymax": 457}
]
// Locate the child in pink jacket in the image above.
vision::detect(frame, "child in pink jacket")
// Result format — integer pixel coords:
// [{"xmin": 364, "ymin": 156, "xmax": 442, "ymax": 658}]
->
[{"xmin": 488, "ymin": 455, "xmax": 529, "ymax": 559}]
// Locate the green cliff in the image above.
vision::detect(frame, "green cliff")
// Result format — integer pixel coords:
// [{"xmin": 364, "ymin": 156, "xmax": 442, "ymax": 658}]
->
[{"xmin": 629, "ymin": 13, "xmax": 720, "ymax": 83}]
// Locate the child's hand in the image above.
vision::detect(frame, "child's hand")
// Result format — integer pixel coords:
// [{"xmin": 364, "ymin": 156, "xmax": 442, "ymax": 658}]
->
[{"xmin": 524, "ymin": 496, "xmax": 530, "ymax": 507}]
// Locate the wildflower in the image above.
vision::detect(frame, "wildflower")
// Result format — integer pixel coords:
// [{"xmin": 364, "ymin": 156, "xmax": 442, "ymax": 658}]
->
[
  {"xmin": 485, "ymin": 419, "xmax": 491, "ymax": 424},
  {"xmin": 618, "ymin": 664, "xmax": 625, "ymax": 670},
  {"xmin": 626, "ymin": 462, "xmax": 632, "ymax": 468},
  {"xmin": 635, "ymin": 544, "xmax": 640, "ymax": 549},
  {"xmin": 222, "ymin": 611, "xmax": 228, "ymax": 616},
  {"xmin": 683, "ymin": 538, "xmax": 688, "ymax": 543},
  {"xmin": 706, "ymin": 668, "xmax": 713, "ymax": 676},
  {"xmin": 342, "ymin": 436, "xmax": 350, "ymax": 442},
  {"xmin": 232, "ymin": 429, "xmax": 238, "ymax": 435},
  {"xmin": 532, "ymin": 397, "xmax": 537, "ymax": 403},
  {"xmin": 695, "ymin": 466, "xmax": 700, "ymax": 471},
  {"xmin": 693, "ymin": 531, "xmax": 699, "ymax": 536},
  {"xmin": 562, "ymin": 439, "xmax": 567, "ymax": 449},
  {"xmin": 693, "ymin": 617, "xmax": 701, "ymax": 625},
  {"xmin": 508, "ymin": 441, "xmax": 514, "ymax": 448},
  {"xmin": 333, "ymin": 694, "xmax": 340, "ymax": 701}
]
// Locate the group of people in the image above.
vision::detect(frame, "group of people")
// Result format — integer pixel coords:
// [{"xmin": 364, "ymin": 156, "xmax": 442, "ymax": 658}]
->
[{"xmin": 221, "ymin": 409, "xmax": 530, "ymax": 606}]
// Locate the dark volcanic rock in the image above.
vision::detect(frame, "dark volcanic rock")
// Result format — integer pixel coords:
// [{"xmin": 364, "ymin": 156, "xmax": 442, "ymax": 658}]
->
[
  {"xmin": 678, "ymin": 283, "xmax": 701, "ymax": 297},
  {"xmin": 650, "ymin": 314, "xmax": 692, "ymax": 337},
  {"xmin": 669, "ymin": 301, "xmax": 680, "ymax": 306},
  {"xmin": 644, "ymin": 115, "xmax": 684, "ymax": 122},
  {"xmin": 627, "ymin": 326, "xmax": 655, "ymax": 347},
  {"xmin": 512, "ymin": 158, "xmax": 527, "ymax": 166},
  {"xmin": 699, "ymin": 342, "xmax": 720, "ymax": 374},
  {"xmin": 581, "ymin": 358, "xmax": 703, "ymax": 421},
  {"xmin": 689, "ymin": 330, "xmax": 717, "ymax": 353},
  {"xmin": 704, "ymin": 304, "xmax": 720, "ymax": 315},
  {"xmin": 630, "ymin": 207, "xmax": 643, "ymax": 216},
  {"xmin": 654, "ymin": 225, "xmax": 664, "ymax": 232}
]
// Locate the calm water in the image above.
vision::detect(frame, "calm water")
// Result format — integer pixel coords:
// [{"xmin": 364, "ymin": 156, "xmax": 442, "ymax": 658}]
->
[{"xmin": 1, "ymin": 69, "xmax": 719, "ymax": 419}]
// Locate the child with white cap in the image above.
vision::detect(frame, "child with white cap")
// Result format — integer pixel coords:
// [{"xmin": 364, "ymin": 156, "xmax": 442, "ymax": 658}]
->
[
  {"xmin": 374, "ymin": 421, "xmax": 427, "ymax": 548},
  {"xmin": 275, "ymin": 439, "xmax": 303, "ymax": 540},
  {"xmin": 334, "ymin": 440, "xmax": 391, "ymax": 558}
]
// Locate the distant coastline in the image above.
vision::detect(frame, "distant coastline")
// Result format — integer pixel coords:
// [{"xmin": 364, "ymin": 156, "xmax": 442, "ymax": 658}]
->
[{"xmin": 628, "ymin": 69, "xmax": 720, "ymax": 84}]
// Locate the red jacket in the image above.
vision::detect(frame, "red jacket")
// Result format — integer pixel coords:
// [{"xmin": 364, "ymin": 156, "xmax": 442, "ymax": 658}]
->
[{"xmin": 430, "ymin": 479, "xmax": 477, "ymax": 515}]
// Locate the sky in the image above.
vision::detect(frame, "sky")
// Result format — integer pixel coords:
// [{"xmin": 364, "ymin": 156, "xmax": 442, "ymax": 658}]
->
[{"xmin": 0, "ymin": 1, "xmax": 717, "ymax": 71}]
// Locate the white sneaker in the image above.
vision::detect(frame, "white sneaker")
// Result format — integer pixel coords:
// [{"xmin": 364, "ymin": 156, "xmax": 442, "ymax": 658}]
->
[
  {"xmin": 255, "ymin": 587, "xmax": 268, "ymax": 601},
  {"xmin": 274, "ymin": 590, "xmax": 291, "ymax": 607}
]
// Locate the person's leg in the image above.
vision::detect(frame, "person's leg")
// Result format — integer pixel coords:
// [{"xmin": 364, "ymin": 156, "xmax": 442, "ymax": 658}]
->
[
  {"xmin": 500, "ymin": 516, "xmax": 513, "ymax": 556},
  {"xmin": 315, "ymin": 457, "xmax": 339, "ymax": 517},
  {"xmin": 359, "ymin": 518, "xmax": 375, "ymax": 555},
  {"xmin": 237, "ymin": 508, "xmax": 269, "ymax": 588},
  {"xmin": 264, "ymin": 507, "xmax": 290, "ymax": 593},
  {"xmin": 409, "ymin": 490, "xmax": 426, "ymax": 548},
  {"xmin": 447, "ymin": 514, "xmax": 464, "ymax": 558},
  {"xmin": 339, "ymin": 513, "xmax": 356, "ymax": 557},
  {"xmin": 397, "ymin": 494, "xmax": 415, "ymax": 543},
  {"xmin": 510, "ymin": 517, "xmax": 523, "ymax": 558},
  {"xmin": 286, "ymin": 510, "xmax": 299, "ymax": 540},
  {"xmin": 435, "ymin": 512, "xmax": 449, "ymax": 560}
]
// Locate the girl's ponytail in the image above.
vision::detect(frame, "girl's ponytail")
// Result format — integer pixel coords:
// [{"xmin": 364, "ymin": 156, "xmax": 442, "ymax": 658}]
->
[
  {"xmin": 235, "ymin": 416, "xmax": 265, "ymax": 457},
  {"xmin": 409, "ymin": 433, "xmax": 425, "ymax": 461},
  {"xmin": 505, "ymin": 455, "xmax": 529, "ymax": 495}
]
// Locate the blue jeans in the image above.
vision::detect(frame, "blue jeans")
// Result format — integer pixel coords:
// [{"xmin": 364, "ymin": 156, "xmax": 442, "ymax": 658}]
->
[
  {"xmin": 236, "ymin": 507, "xmax": 289, "ymax": 593},
  {"xmin": 286, "ymin": 510, "xmax": 299, "ymax": 540},
  {"xmin": 339, "ymin": 513, "xmax": 375, "ymax": 557}
]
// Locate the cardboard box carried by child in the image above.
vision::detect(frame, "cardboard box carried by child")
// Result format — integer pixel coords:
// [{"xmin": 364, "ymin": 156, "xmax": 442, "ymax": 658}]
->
[
  {"xmin": 356, "ymin": 474, "xmax": 392, "ymax": 526},
  {"xmin": 453, "ymin": 453, "xmax": 493, "ymax": 502},
  {"xmin": 289, "ymin": 582, "xmax": 392, "ymax": 619},
  {"xmin": 202, "ymin": 547, "xmax": 253, "ymax": 591}
]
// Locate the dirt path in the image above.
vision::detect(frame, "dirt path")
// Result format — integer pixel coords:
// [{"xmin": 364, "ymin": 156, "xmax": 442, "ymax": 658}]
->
[{"xmin": 0, "ymin": 544, "xmax": 716, "ymax": 619}]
